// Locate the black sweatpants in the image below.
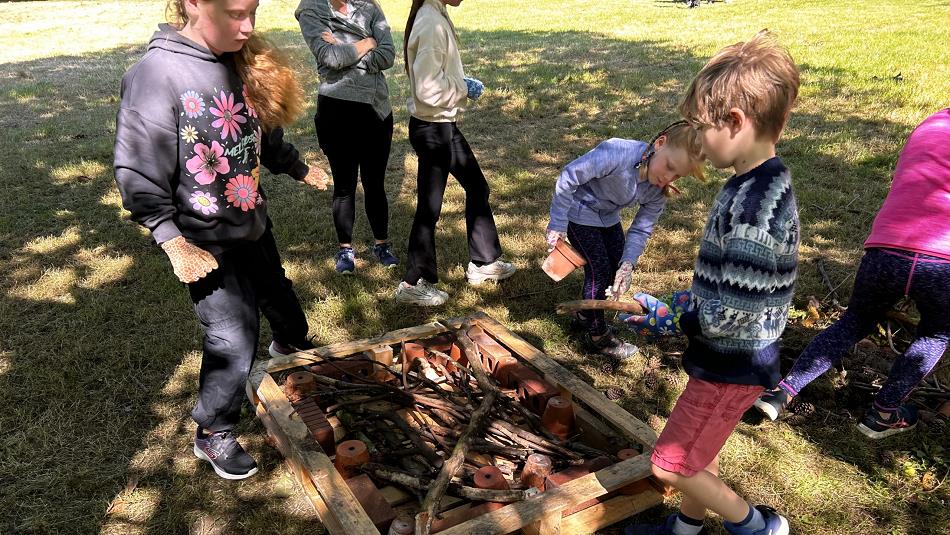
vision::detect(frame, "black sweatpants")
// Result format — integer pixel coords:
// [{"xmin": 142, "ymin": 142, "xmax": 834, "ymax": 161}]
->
[
  {"xmin": 187, "ymin": 225, "xmax": 309, "ymax": 432},
  {"xmin": 404, "ymin": 116, "xmax": 501, "ymax": 284},
  {"xmin": 315, "ymin": 95, "xmax": 393, "ymax": 244}
]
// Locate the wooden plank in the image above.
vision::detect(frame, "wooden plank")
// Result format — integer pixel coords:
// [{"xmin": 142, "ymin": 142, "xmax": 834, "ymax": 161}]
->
[
  {"xmin": 256, "ymin": 373, "xmax": 381, "ymax": 535},
  {"xmin": 470, "ymin": 312, "xmax": 657, "ymax": 447},
  {"xmin": 313, "ymin": 322, "xmax": 448, "ymax": 359},
  {"xmin": 256, "ymin": 402, "xmax": 339, "ymax": 532},
  {"xmin": 434, "ymin": 454, "xmax": 653, "ymax": 535},
  {"xmin": 559, "ymin": 489, "xmax": 663, "ymax": 534},
  {"xmin": 522, "ymin": 514, "xmax": 561, "ymax": 535}
]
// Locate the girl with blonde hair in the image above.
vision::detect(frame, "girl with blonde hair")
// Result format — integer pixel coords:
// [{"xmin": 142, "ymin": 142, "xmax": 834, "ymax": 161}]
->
[{"xmin": 114, "ymin": 0, "xmax": 329, "ymax": 479}]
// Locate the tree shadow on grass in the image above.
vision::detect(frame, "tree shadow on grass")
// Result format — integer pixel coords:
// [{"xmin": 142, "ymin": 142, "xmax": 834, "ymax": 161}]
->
[{"xmin": 0, "ymin": 24, "xmax": 943, "ymax": 535}]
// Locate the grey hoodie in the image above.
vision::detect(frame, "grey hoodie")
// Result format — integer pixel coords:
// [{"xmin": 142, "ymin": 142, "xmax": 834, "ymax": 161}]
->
[
  {"xmin": 296, "ymin": 0, "xmax": 395, "ymax": 119},
  {"xmin": 113, "ymin": 25, "xmax": 308, "ymax": 255}
]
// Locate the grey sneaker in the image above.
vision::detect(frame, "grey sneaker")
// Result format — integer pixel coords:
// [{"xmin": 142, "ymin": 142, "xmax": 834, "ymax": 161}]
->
[
  {"xmin": 194, "ymin": 429, "xmax": 258, "ymax": 480},
  {"xmin": 466, "ymin": 260, "xmax": 516, "ymax": 285},
  {"xmin": 268, "ymin": 339, "xmax": 315, "ymax": 359},
  {"xmin": 395, "ymin": 279, "xmax": 448, "ymax": 306},
  {"xmin": 585, "ymin": 330, "xmax": 639, "ymax": 361}
]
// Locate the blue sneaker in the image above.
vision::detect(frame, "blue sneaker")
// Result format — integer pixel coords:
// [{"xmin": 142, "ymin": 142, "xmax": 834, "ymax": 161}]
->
[
  {"xmin": 723, "ymin": 505, "xmax": 789, "ymax": 535},
  {"xmin": 624, "ymin": 514, "xmax": 708, "ymax": 535},
  {"xmin": 857, "ymin": 405, "xmax": 918, "ymax": 439},
  {"xmin": 335, "ymin": 247, "xmax": 355, "ymax": 274},
  {"xmin": 373, "ymin": 242, "xmax": 399, "ymax": 268}
]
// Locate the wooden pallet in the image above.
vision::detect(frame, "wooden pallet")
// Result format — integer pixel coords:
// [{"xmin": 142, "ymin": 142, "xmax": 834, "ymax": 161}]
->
[{"xmin": 247, "ymin": 311, "xmax": 663, "ymax": 535}]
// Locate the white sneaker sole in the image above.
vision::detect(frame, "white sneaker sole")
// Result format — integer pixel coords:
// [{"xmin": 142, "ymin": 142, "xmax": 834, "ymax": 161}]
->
[
  {"xmin": 773, "ymin": 515, "xmax": 790, "ymax": 535},
  {"xmin": 466, "ymin": 269, "xmax": 516, "ymax": 286},
  {"xmin": 857, "ymin": 421, "xmax": 916, "ymax": 439},
  {"xmin": 268, "ymin": 341, "xmax": 291, "ymax": 359},
  {"xmin": 753, "ymin": 399, "xmax": 781, "ymax": 421},
  {"xmin": 193, "ymin": 445, "xmax": 258, "ymax": 480}
]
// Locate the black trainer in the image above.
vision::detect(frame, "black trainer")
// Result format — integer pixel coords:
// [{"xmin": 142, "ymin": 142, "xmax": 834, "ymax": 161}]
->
[
  {"xmin": 194, "ymin": 429, "xmax": 259, "ymax": 480},
  {"xmin": 753, "ymin": 388, "xmax": 791, "ymax": 421},
  {"xmin": 585, "ymin": 329, "xmax": 639, "ymax": 361},
  {"xmin": 857, "ymin": 405, "xmax": 918, "ymax": 439}
]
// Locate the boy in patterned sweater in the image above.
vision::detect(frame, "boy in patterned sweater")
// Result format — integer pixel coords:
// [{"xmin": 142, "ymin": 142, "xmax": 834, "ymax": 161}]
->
[{"xmin": 625, "ymin": 31, "xmax": 800, "ymax": 535}]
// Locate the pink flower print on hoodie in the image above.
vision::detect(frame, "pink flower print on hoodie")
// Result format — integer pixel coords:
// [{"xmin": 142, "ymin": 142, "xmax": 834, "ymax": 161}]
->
[
  {"xmin": 186, "ymin": 141, "xmax": 230, "ymax": 185},
  {"xmin": 210, "ymin": 90, "xmax": 247, "ymax": 142}
]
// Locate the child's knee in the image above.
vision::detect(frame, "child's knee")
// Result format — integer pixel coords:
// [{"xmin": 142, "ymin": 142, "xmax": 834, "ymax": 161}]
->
[{"xmin": 651, "ymin": 462, "xmax": 678, "ymax": 483}]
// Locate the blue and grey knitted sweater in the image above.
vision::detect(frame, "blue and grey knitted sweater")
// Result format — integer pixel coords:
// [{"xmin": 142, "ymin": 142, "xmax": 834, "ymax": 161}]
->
[{"xmin": 678, "ymin": 157, "xmax": 800, "ymax": 388}]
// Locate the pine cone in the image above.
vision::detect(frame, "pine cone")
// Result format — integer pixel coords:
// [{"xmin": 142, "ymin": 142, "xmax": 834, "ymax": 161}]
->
[
  {"xmin": 790, "ymin": 400, "xmax": 815, "ymax": 416},
  {"xmin": 646, "ymin": 355, "xmax": 663, "ymax": 371},
  {"xmin": 643, "ymin": 371, "xmax": 658, "ymax": 390},
  {"xmin": 665, "ymin": 372, "xmax": 685, "ymax": 389},
  {"xmin": 605, "ymin": 387, "xmax": 624, "ymax": 401},
  {"xmin": 600, "ymin": 362, "xmax": 614, "ymax": 374},
  {"xmin": 647, "ymin": 414, "xmax": 664, "ymax": 431}
]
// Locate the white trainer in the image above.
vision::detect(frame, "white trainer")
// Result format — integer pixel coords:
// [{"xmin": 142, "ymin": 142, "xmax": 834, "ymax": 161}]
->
[
  {"xmin": 394, "ymin": 279, "xmax": 448, "ymax": 306},
  {"xmin": 466, "ymin": 260, "xmax": 516, "ymax": 285}
]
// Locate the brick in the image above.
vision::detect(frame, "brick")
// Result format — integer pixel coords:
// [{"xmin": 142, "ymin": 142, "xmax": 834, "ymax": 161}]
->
[
  {"xmin": 345, "ymin": 474, "xmax": 396, "ymax": 532},
  {"xmin": 508, "ymin": 365, "xmax": 560, "ymax": 414}
]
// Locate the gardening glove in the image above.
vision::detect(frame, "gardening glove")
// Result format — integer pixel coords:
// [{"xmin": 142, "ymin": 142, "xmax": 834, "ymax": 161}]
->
[
  {"xmin": 464, "ymin": 76, "xmax": 485, "ymax": 100},
  {"xmin": 670, "ymin": 289, "xmax": 694, "ymax": 316},
  {"xmin": 605, "ymin": 261, "xmax": 634, "ymax": 300},
  {"xmin": 160, "ymin": 236, "xmax": 218, "ymax": 284},
  {"xmin": 619, "ymin": 292, "xmax": 682, "ymax": 340},
  {"xmin": 546, "ymin": 229, "xmax": 568, "ymax": 252},
  {"xmin": 302, "ymin": 165, "xmax": 330, "ymax": 190}
]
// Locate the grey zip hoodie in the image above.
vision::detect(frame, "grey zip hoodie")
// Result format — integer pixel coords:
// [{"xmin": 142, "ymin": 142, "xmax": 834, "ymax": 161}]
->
[
  {"xmin": 114, "ymin": 25, "xmax": 308, "ymax": 255},
  {"xmin": 296, "ymin": 0, "xmax": 395, "ymax": 119}
]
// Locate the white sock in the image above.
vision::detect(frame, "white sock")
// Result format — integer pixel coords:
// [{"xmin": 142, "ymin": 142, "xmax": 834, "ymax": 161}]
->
[
  {"xmin": 743, "ymin": 505, "xmax": 766, "ymax": 531},
  {"xmin": 672, "ymin": 515, "xmax": 704, "ymax": 535}
]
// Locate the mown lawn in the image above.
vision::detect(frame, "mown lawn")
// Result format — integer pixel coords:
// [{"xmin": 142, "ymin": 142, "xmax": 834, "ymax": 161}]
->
[{"xmin": 1, "ymin": 0, "xmax": 947, "ymax": 533}]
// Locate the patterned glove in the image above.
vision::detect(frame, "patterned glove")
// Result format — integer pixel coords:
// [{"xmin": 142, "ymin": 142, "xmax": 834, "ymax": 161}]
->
[
  {"xmin": 160, "ymin": 236, "xmax": 218, "ymax": 284},
  {"xmin": 619, "ymin": 292, "xmax": 682, "ymax": 340},
  {"xmin": 546, "ymin": 229, "xmax": 568, "ymax": 252},
  {"xmin": 464, "ymin": 76, "xmax": 485, "ymax": 100},
  {"xmin": 303, "ymin": 165, "xmax": 331, "ymax": 190},
  {"xmin": 606, "ymin": 261, "xmax": 634, "ymax": 300},
  {"xmin": 670, "ymin": 289, "xmax": 694, "ymax": 316}
]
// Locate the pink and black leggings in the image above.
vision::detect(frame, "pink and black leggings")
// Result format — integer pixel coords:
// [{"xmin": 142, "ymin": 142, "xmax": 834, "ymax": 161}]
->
[
  {"xmin": 779, "ymin": 247, "xmax": 950, "ymax": 411},
  {"xmin": 567, "ymin": 221, "xmax": 625, "ymax": 336}
]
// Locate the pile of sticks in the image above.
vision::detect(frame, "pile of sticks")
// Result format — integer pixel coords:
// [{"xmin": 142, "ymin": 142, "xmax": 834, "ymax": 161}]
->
[{"xmin": 283, "ymin": 322, "xmax": 617, "ymax": 534}]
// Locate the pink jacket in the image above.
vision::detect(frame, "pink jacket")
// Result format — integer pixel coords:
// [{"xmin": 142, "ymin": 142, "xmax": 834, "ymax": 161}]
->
[{"xmin": 865, "ymin": 109, "xmax": 950, "ymax": 260}]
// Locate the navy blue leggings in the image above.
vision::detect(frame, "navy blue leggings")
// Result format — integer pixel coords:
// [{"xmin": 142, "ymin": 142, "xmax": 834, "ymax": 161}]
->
[
  {"xmin": 781, "ymin": 248, "xmax": 950, "ymax": 410},
  {"xmin": 567, "ymin": 221, "xmax": 625, "ymax": 335}
]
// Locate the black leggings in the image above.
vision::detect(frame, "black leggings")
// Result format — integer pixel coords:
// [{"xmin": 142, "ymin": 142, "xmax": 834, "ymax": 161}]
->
[
  {"xmin": 315, "ymin": 95, "xmax": 393, "ymax": 244},
  {"xmin": 403, "ymin": 117, "xmax": 501, "ymax": 284}
]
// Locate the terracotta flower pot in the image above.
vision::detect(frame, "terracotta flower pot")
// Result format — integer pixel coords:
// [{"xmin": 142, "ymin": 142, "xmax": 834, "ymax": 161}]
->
[
  {"xmin": 541, "ymin": 396, "xmax": 576, "ymax": 440},
  {"xmin": 542, "ymin": 238, "xmax": 587, "ymax": 282},
  {"xmin": 520, "ymin": 453, "xmax": 553, "ymax": 490},
  {"xmin": 284, "ymin": 371, "xmax": 317, "ymax": 402},
  {"xmin": 474, "ymin": 466, "xmax": 510, "ymax": 511},
  {"xmin": 334, "ymin": 439, "xmax": 370, "ymax": 479}
]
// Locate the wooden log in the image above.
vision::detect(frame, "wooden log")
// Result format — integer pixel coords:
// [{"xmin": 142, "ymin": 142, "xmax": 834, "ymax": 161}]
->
[
  {"xmin": 469, "ymin": 311, "xmax": 657, "ymax": 448},
  {"xmin": 556, "ymin": 299, "xmax": 645, "ymax": 315},
  {"xmin": 416, "ymin": 390, "xmax": 498, "ymax": 534}
]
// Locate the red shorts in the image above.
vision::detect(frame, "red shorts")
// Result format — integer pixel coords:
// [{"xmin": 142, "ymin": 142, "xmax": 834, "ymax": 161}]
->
[{"xmin": 651, "ymin": 377, "xmax": 763, "ymax": 477}]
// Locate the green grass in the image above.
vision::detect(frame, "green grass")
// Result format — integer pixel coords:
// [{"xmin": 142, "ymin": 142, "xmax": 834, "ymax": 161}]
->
[{"xmin": 1, "ymin": 0, "xmax": 948, "ymax": 533}]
